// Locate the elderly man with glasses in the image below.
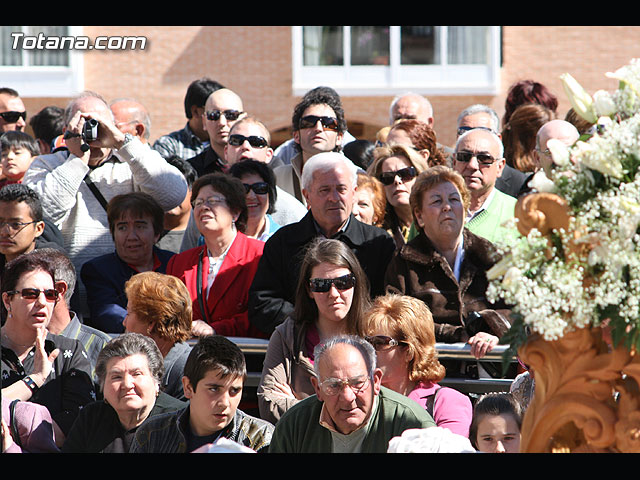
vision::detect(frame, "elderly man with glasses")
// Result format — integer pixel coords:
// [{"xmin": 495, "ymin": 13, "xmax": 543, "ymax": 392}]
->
[
  {"xmin": 269, "ymin": 335, "xmax": 435, "ymax": 453},
  {"xmin": 452, "ymin": 128, "xmax": 518, "ymax": 245}
]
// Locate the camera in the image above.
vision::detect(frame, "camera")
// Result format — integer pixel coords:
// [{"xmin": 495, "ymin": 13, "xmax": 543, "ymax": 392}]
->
[{"xmin": 82, "ymin": 118, "xmax": 99, "ymax": 143}]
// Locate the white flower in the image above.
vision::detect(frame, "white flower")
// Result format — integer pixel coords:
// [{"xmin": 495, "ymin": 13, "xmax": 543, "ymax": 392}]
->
[
  {"xmin": 547, "ymin": 139, "xmax": 571, "ymax": 168},
  {"xmin": 502, "ymin": 266, "xmax": 522, "ymax": 288},
  {"xmin": 593, "ymin": 90, "xmax": 617, "ymax": 117},
  {"xmin": 528, "ymin": 170, "xmax": 557, "ymax": 193},
  {"xmin": 561, "ymin": 72, "xmax": 598, "ymax": 123}
]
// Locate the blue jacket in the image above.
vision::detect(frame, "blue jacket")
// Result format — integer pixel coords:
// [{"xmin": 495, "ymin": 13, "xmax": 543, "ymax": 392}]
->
[{"xmin": 80, "ymin": 247, "xmax": 174, "ymax": 334}]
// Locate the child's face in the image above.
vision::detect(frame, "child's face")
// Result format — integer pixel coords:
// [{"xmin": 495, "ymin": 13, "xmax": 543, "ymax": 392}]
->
[
  {"xmin": 1, "ymin": 146, "xmax": 34, "ymax": 181},
  {"xmin": 475, "ymin": 414, "xmax": 521, "ymax": 453},
  {"xmin": 182, "ymin": 368, "xmax": 244, "ymax": 437}
]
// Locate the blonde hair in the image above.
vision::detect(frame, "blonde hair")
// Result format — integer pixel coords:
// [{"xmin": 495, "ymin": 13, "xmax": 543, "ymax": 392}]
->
[
  {"xmin": 367, "ymin": 143, "xmax": 430, "ymax": 178},
  {"xmin": 124, "ymin": 272, "xmax": 193, "ymax": 343},
  {"xmin": 359, "ymin": 293, "xmax": 445, "ymax": 383},
  {"xmin": 356, "ymin": 172, "xmax": 386, "ymax": 228}
]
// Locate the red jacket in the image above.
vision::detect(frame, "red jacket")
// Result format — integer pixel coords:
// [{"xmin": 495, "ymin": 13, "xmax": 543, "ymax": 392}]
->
[{"xmin": 166, "ymin": 232, "xmax": 267, "ymax": 338}]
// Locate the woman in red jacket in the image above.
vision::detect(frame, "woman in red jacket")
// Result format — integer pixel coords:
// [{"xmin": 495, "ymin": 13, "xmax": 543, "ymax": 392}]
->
[{"xmin": 166, "ymin": 173, "xmax": 266, "ymax": 338}]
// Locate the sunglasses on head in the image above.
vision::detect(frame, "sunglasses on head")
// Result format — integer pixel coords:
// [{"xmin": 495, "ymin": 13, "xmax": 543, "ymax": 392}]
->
[
  {"xmin": 364, "ymin": 335, "xmax": 408, "ymax": 351},
  {"xmin": 8, "ymin": 288, "xmax": 59, "ymax": 302},
  {"xmin": 228, "ymin": 134, "xmax": 268, "ymax": 148},
  {"xmin": 205, "ymin": 109, "xmax": 243, "ymax": 122},
  {"xmin": 456, "ymin": 125, "xmax": 495, "ymax": 136},
  {"xmin": 243, "ymin": 182, "xmax": 269, "ymax": 195},
  {"xmin": 455, "ymin": 151, "xmax": 498, "ymax": 166},
  {"xmin": 0, "ymin": 111, "xmax": 27, "ymax": 123},
  {"xmin": 299, "ymin": 115, "xmax": 339, "ymax": 131},
  {"xmin": 309, "ymin": 273, "xmax": 356, "ymax": 293},
  {"xmin": 377, "ymin": 166, "xmax": 417, "ymax": 186}
]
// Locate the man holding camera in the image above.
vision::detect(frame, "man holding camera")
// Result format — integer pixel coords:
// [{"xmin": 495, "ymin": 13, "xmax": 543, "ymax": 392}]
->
[{"xmin": 23, "ymin": 91, "xmax": 188, "ymax": 319}]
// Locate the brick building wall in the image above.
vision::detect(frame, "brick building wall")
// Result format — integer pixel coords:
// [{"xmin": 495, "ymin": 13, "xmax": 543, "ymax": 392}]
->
[{"xmin": 19, "ymin": 26, "xmax": 640, "ymax": 152}]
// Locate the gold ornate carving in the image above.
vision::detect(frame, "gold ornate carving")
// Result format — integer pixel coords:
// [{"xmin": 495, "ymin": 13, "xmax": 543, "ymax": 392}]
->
[{"xmin": 518, "ymin": 327, "xmax": 640, "ymax": 453}]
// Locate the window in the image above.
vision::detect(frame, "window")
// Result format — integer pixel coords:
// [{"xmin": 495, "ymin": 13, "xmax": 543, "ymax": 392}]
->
[
  {"xmin": 292, "ymin": 26, "xmax": 501, "ymax": 96},
  {"xmin": 0, "ymin": 26, "xmax": 83, "ymax": 97}
]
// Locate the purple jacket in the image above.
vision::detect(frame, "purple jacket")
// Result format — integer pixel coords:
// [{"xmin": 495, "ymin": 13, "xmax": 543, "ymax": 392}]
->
[{"xmin": 407, "ymin": 381, "xmax": 473, "ymax": 438}]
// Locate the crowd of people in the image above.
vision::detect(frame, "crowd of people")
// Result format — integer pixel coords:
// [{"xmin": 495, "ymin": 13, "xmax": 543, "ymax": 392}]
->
[{"xmin": 0, "ymin": 77, "xmax": 586, "ymax": 453}]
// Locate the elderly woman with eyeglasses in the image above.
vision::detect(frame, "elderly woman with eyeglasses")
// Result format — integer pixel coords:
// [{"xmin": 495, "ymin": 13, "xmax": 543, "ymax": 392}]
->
[
  {"xmin": 385, "ymin": 166, "xmax": 514, "ymax": 379},
  {"xmin": 359, "ymin": 293, "xmax": 473, "ymax": 437},
  {"xmin": 257, "ymin": 238, "xmax": 371, "ymax": 425},
  {"xmin": 367, "ymin": 143, "xmax": 430, "ymax": 249},
  {"xmin": 1, "ymin": 251, "xmax": 95, "ymax": 447},
  {"xmin": 166, "ymin": 172, "xmax": 267, "ymax": 339}
]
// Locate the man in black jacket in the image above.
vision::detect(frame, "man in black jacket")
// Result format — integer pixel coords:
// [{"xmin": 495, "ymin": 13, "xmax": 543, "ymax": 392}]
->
[{"xmin": 248, "ymin": 151, "xmax": 396, "ymax": 336}]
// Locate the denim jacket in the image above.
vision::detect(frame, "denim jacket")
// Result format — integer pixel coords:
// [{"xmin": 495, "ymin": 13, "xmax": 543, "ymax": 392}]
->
[{"xmin": 130, "ymin": 406, "xmax": 274, "ymax": 453}]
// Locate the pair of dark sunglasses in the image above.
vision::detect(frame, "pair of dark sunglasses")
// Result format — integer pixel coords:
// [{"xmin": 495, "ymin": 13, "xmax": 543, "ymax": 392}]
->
[
  {"xmin": 309, "ymin": 273, "xmax": 356, "ymax": 293},
  {"xmin": 205, "ymin": 109, "xmax": 244, "ymax": 122},
  {"xmin": 243, "ymin": 182, "xmax": 269, "ymax": 195},
  {"xmin": 455, "ymin": 151, "xmax": 498, "ymax": 166},
  {"xmin": 228, "ymin": 134, "xmax": 268, "ymax": 148},
  {"xmin": 0, "ymin": 111, "xmax": 27, "ymax": 123},
  {"xmin": 7, "ymin": 288, "xmax": 59, "ymax": 302},
  {"xmin": 299, "ymin": 115, "xmax": 339, "ymax": 131},
  {"xmin": 378, "ymin": 166, "xmax": 417, "ymax": 186},
  {"xmin": 456, "ymin": 125, "xmax": 495, "ymax": 136}
]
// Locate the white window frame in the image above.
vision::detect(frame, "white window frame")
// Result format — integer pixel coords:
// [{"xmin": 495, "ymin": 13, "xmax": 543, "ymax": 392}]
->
[
  {"xmin": 0, "ymin": 25, "xmax": 84, "ymax": 98},
  {"xmin": 292, "ymin": 26, "xmax": 501, "ymax": 97}
]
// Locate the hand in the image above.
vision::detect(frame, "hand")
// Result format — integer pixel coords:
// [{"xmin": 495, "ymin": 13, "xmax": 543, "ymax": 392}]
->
[
  {"xmin": 272, "ymin": 381, "xmax": 297, "ymax": 400},
  {"xmin": 191, "ymin": 320, "xmax": 215, "ymax": 337},
  {"xmin": 31, "ymin": 325, "xmax": 59, "ymax": 387},
  {"xmin": 468, "ymin": 332, "xmax": 499, "ymax": 359},
  {"xmin": 1, "ymin": 418, "xmax": 14, "ymax": 452},
  {"xmin": 63, "ymin": 109, "xmax": 92, "ymax": 164}
]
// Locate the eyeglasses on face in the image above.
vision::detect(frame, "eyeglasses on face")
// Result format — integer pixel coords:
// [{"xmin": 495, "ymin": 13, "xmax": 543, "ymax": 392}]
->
[
  {"xmin": 7, "ymin": 288, "xmax": 59, "ymax": 302},
  {"xmin": 0, "ymin": 111, "xmax": 27, "ymax": 123},
  {"xmin": 298, "ymin": 115, "xmax": 339, "ymax": 131},
  {"xmin": 205, "ymin": 109, "xmax": 244, "ymax": 122},
  {"xmin": 243, "ymin": 182, "xmax": 269, "ymax": 195},
  {"xmin": 309, "ymin": 273, "xmax": 356, "ymax": 293},
  {"xmin": 365, "ymin": 335, "xmax": 408, "ymax": 351},
  {"xmin": 0, "ymin": 220, "xmax": 38, "ymax": 234},
  {"xmin": 228, "ymin": 134, "xmax": 268, "ymax": 148},
  {"xmin": 377, "ymin": 166, "xmax": 417, "ymax": 186},
  {"xmin": 192, "ymin": 196, "xmax": 227, "ymax": 209},
  {"xmin": 318, "ymin": 374, "xmax": 369, "ymax": 396},
  {"xmin": 455, "ymin": 151, "xmax": 498, "ymax": 166}
]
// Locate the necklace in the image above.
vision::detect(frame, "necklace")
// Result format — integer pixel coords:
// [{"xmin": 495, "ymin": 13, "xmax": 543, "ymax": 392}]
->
[{"xmin": 1, "ymin": 332, "xmax": 36, "ymax": 349}]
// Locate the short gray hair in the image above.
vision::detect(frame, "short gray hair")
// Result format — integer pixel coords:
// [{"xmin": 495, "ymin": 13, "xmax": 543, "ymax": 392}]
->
[
  {"xmin": 389, "ymin": 92, "xmax": 433, "ymax": 124},
  {"xmin": 95, "ymin": 333, "xmax": 164, "ymax": 392},
  {"xmin": 300, "ymin": 151, "xmax": 358, "ymax": 191},
  {"xmin": 64, "ymin": 90, "xmax": 113, "ymax": 125},
  {"xmin": 313, "ymin": 335, "xmax": 377, "ymax": 380},
  {"xmin": 455, "ymin": 128, "xmax": 504, "ymax": 159},
  {"xmin": 457, "ymin": 104, "xmax": 500, "ymax": 133}
]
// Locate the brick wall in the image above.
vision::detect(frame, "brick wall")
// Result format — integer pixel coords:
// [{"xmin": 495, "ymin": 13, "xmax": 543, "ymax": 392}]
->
[{"xmin": 19, "ymin": 26, "xmax": 640, "ymax": 152}]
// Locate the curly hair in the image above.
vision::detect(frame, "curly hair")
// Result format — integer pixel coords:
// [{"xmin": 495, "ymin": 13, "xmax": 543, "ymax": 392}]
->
[
  {"xmin": 291, "ymin": 86, "xmax": 347, "ymax": 137},
  {"xmin": 124, "ymin": 272, "xmax": 193, "ymax": 344},
  {"xmin": 359, "ymin": 293, "xmax": 446, "ymax": 384}
]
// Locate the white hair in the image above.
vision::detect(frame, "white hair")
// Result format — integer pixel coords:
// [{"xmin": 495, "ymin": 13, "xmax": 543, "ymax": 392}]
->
[
  {"xmin": 301, "ymin": 151, "xmax": 359, "ymax": 191},
  {"xmin": 457, "ymin": 104, "xmax": 500, "ymax": 133},
  {"xmin": 455, "ymin": 128, "xmax": 504, "ymax": 159}
]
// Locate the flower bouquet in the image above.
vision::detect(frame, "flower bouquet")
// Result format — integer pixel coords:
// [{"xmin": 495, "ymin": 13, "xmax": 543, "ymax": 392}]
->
[
  {"xmin": 488, "ymin": 59, "xmax": 640, "ymax": 363},
  {"xmin": 485, "ymin": 59, "xmax": 640, "ymax": 452}
]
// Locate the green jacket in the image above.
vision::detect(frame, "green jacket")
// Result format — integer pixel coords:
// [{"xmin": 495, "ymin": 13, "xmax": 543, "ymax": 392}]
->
[{"xmin": 268, "ymin": 386, "xmax": 436, "ymax": 453}]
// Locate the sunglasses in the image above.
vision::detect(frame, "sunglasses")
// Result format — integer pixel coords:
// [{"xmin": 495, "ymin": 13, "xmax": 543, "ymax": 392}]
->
[
  {"xmin": 365, "ymin": 335, "xmax": 408, "ymax": 351},
  {"xmin": 7, "ymin": 288, "xmax": 59, "ymax": 302},
  {"xmin": 228, "ymin": 134, "xmax": 268, "ymax": 148},
  {"xmin": 243, "ymin": 182, "xmax": 269, "ymax": 195},
  {"xmin": 455, "ymin": 151, "xmax": 498, "ymax": 166},
  {"xmin": 378, "ymin": 166, "xmax": 417, "ymax": 186},
  {"xmin": 205, "ymin": 109, "xmax": 244, "ymax": 122},
  {"xmin": 309, "ymin": 273, "xmax": 356, "ymax": 293},
  {"xmin": 298, "ymin": 115, "xmax": 339, "ymax": 131},
  {"xmin": 456, "ymin": 125, "xmax": 495, "ymax": 136},
  {"xmin": 0, "ymin": 111, "xmax": 27, "ymax": 123}
]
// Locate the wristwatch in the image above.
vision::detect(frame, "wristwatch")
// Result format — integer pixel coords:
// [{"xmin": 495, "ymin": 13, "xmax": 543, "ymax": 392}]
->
[{"xmin": 22, "ymin": 375, "xmax": 39, "ymax": 393}]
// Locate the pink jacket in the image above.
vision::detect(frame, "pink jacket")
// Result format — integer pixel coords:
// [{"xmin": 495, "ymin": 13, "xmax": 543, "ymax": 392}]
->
[{"xmin": 407, "ymin": 381, "xmax": 473, "ymax": 438}]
